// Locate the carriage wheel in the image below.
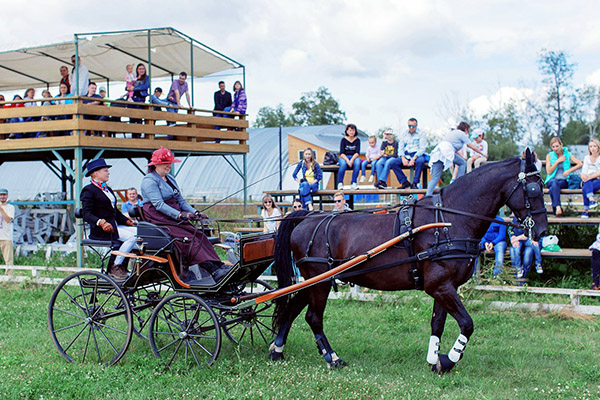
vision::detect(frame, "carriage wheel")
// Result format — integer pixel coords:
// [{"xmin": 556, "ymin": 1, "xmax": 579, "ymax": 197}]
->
[
  {"xmin": 127, "ymin": 272, "xmax": 173, "ymax": 340},
  {"xmin": 47, "ymin": 271, "xmax": 133, "ymax": 366},
  {"xmin": 221, "ymin": 279, "xmax": 276, "ymax": 346},
  {"xmin": 148, "ymin": 293, "xmax": 221, "ymax": 368}
]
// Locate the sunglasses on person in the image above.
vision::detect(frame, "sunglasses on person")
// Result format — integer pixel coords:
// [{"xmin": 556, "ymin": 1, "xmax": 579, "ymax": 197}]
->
[
  {"xmin": 264, "ymin": 200, "xmax": 273, "ymax": 204},
  {"xmin": 293, "ymin": 205, "xmax": 302, "ymax": 209},
  {"xmin": 334, "ymin": 199, "xmax": 343, "ymax": 203},
  {"xmin": 408, "ymin": 124, "xmax": 416, "ymax": 128}
]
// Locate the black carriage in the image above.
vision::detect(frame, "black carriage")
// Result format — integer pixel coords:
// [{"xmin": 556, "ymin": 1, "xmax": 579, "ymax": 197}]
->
[{"xmin": 47, "ymin": 207, "xmax": 277, "ymax": 368}]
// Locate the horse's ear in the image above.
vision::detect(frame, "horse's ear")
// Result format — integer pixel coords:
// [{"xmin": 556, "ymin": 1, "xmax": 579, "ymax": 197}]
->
[
  {"xmin": 524, "ymin": 148, "xmax": 537, "ymax": 173},
  {"xmin": 525, "ymin": 148, "xmax": 532, "ymax": 160}
]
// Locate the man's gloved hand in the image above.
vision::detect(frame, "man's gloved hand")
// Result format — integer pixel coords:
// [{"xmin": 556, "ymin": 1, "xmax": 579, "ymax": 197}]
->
[{"xmin": 99, "ymin": 219, "xmax": 114, "ymax": 233}]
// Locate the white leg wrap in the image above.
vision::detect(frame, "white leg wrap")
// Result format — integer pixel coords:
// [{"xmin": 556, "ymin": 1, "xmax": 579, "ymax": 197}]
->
[
  {"xmin": 427, "ymin": 335, "xmax": 440, "ymax": 365},
  {"xmin": 448, "ymin": 334, "xmax": 468, "ymax": 363},
  {"xmin": 269, "ymin": 343, "xmax": 284, "ymax": 353},
  {"xmin": 331, "ymin": 352, "xmax": 340, "ymax": 362}
]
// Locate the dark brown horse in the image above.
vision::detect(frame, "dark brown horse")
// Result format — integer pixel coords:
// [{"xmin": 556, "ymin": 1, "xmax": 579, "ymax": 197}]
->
[{"xmin": 270, "ymin": 151, "xmax": 547, "ymax": 372}]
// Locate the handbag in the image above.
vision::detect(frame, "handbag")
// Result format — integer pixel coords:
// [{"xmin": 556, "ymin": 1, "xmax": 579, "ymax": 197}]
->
[
  {"xmin": 323, "ymin": 151, "xmax": 339, "ymax": 165},
  {"xmin": 567, "ymin": 174, "xmax": 582, "ymax": 189}
]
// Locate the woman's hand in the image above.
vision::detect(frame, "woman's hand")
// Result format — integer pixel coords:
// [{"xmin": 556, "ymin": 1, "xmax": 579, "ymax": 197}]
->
[
  {"xmin": 99, "ymin": 220, "xmax": 113, "ymax": 233},
  {"xmin": 557, "ymin": 155, "xmax": 566, "ymax": 163},
  {"xmin": 125, "ymin": 219, "xmax": 136, "ymax": 226},
  {"xmin": 179, "ymin": 212, "xmax": 195, "ymax": 220}
]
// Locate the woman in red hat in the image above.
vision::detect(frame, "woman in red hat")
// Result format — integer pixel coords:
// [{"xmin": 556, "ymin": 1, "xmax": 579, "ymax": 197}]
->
[
  {"xmin": 80, "ymin": 158, "xmax": 136, "ymax": 280},
  {"xmin": 140, "ymin": 147, "xmax": 231, "ymax": 283}
]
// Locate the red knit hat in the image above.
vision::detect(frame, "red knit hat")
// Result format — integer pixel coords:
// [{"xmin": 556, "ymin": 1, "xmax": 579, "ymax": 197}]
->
[{"xmin": 146, "ymin": 147, "xmax": 182, "ymax": 166}]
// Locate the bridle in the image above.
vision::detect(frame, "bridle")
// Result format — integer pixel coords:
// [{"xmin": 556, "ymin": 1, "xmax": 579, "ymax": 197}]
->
[{"xmin": 505, "ymin": 159, "xmax": 546, "ymax": 237}]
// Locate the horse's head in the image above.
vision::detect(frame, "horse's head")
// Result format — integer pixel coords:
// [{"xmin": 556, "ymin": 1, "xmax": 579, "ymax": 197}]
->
[{"xmin": 505, "ymin": 149, "xmax": 548, "ymax": 241}]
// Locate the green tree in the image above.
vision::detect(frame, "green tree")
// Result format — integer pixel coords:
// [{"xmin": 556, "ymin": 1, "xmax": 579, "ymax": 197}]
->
[
  {"xmin": 253, "ymin": 104, "xmax": 297, "ymax": 128},
  {"xmin": 291, "ymin": 86, "xmax": 346, "ymax": 126},
  {"xmin": 537, "ymin": 49, "xmax": 577, "ymax": 138},
  {"xmin": 483, "ymin": 102, "xmax": 521, "ymax": 160},
  {"xmin": 561, "ymin": 120, "xmax": 590, "ymax": 145}
]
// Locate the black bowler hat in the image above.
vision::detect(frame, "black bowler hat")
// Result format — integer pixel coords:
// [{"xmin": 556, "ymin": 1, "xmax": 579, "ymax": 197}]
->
[{"xmin": 85, "ymin": 158, "xmax": 112, "ymax": 177}]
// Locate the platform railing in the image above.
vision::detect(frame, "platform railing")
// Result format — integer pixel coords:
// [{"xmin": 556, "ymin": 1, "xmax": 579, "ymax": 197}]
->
[{"xmin": 0, "ymin": 97, "xmax": 249, "ymax": 152}]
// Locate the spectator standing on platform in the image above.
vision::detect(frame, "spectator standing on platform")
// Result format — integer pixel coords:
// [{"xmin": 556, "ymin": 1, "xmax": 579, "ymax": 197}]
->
[
  {"xmin": 478, "ymin": 216, "xmax": 507, "ymax": 276},
  {"xmin": 544, "ymin": 136, "xmax": 582, "ymax": 216},
  {"xmin": 124, "ymin": 64, "xmax": 136, "ymax": 101},
  {"xmin": 167, "ymin": 72, "xmax": 191, "ymax": 110},
  {"xmin": 466, "ymin": 128, "xmax": 488, "ymax": 172},
  {"xmin": 130, "ymin": 63, "xmax": 150, "ymax": 134},
  {"xmin": 580, "ymin": 139, "xmax": 600, "ymax": 218},
  {"xmin": 425, "ymin": 122, "xmax": 486, "ymax": 197},
  {"xmin": 333, "ymin": 191, "xmax": 352, "ymax": 212},
  {"xmin": 121, "ymin": 187, "xmax": 144, "ymax": 217},
  {"xmin": 360, "ymin": 135, "xmax": 382, "ymax": 183},
  {"xmin": 70, "ymin": 55, "xmax": 89, "ymax": 96},
  {"xmin": 374, "ymin": 129, "xmax": 400, "ymax": 189},
  {"xmin": 59, "ymin": 65, "xmax": 70, "ymax": 94},
  {"xmin": 509, "ymin": 216, "xmax": 543, "ymax": 281},
  {"xmin": 231, "ymin": 81, "xmax": 247, "ymax": 115},
  {"xmin": 392, "ymin": 118, "xmax": 428, "ymax": 189},
  {"xmin": 293, "ymin": 147, "xmax": 322, "ymax": 211},
  {"xmin": 213, "ymin": 81, "xmax": 232, "ymax": 117},
  {"xmin": 338, "ymin": 123, "xmax": 361, "ymax": 190},
  {"xmin": 588, "ymin": 225, "xmax": 600, "ymax": 290},
  {"xmin": 261, "ymin": 194, "xmax": 281, "ymax": 233},
  {"xmin": 0, "ymin": 188, "xmax": 15, "ymax": 272}
]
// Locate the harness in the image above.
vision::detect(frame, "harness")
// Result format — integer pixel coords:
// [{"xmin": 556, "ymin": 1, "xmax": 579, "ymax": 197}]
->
[{"xmin": 294, "ymin": 159, "xmax": 544, "ymax": 290}]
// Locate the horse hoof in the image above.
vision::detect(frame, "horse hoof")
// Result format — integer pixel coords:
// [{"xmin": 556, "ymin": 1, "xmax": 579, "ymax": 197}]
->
[
  {"xmin": 328, "ymin": 359, "xmax": 348, "ymax": 369},
  {"xmin": 269, "ymin": 350, "xmax": 284, "ymax": 362},
  {"xmin": 433, "ymin": 354, "xmax": 455, "ymax": 374}
]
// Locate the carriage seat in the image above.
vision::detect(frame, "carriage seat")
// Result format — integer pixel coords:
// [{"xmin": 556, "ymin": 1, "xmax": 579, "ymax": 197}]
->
[{"xmin": 74, "ymin": 208, "xmax": 113, "ymax": 247}]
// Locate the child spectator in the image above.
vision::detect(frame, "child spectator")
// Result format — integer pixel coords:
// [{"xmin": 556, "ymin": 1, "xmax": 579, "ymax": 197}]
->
[
  {"xmin": 292, "ymin": 147, "xmax": 322, "ymax": 211},
  {"xmin": 580, "ymin": 139, "xmax": 600, "ymax": 218},
  {"xmin": 466, "ymin": 128, "xmax": 488, "ymax": 172},
  {"xmin": 375, "ymin": 129, "xmax": 400, "ymax": 189},
  {"xmin": 41, "ymin": 90, "xmax": 54, "ymax": 106},
  {"xmin": 478, "ymin": 216, "xmax": 507, "ymax": 276},
  {"xmin": 509, "ymin": 216, "xmax": 543, "ymax": 281},
  {"xmin": 124, "ymin": 64, "xmax": 135, "ymax": 101},
  {"xmin": 360, "ymin": 135, "xmax": 382, "ymax": 183}
]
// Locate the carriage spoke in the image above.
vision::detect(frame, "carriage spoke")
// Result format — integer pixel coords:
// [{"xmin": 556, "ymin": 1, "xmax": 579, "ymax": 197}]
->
[
  {"xmin": 52, "ymin": 306, "xmax": 88, "ymax": 321},
  {"xmin": 82, "ymin": 326, "xmax": 92, "ymax": 363},
  {"xmin": 90, "ymin": 288, "xmax": 119, "ymax": 319},
  {"xmin": 52, "ymin": 320, "xmax": 86, "ymax": 333},
  {"xmin": 190, "ymin": 337, "xmax": 215, "ymax": 358},
  {"xmin": 61, "ymin": 286, "xmax": 88, "ymax": 314},
  {"xmin": 63, "ymin": 323, "xmax": 90, "ymax": 352},
  {"xmin": 91, "ymin": 322, "xmax": 102, "ymax": 364},
  {"xmin": 93, "ymin": 321, "xmax": 129, "ymax": 335},
  {"xmin": 156, "ymin": 308, "xmax": 183, "ymax": 332},
  {"xmin": 156, "ymin": 336, "xmax": 180, "ymax": 353},
  {"xmin": 96, "ymin": 325, "xmax": 119, "ymax": 355},
  {"xmin": 77, "ymin": 276, "xmax": 90, "ymax": 311},
  {"xmin": 166, "ymin": 339, "xmax": 184, "ymax": 367}
]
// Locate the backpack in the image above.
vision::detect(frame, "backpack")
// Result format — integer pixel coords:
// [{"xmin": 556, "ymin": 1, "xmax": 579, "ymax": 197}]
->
[{"xmin": 323, "ymin": 151, "xmax": 339, "ymax": 165}]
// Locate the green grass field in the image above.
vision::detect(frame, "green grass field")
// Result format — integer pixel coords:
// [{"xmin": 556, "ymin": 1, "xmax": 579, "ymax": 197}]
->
[{"xmin": 1, "ymin": 284, "xmax": 599, "ymax": 400}]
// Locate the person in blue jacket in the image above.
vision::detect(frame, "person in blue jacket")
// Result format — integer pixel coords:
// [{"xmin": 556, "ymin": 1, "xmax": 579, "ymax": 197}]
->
[
  {"xmin": 478, "ymin": 216, "xmax": 507, "ymax": 276},
  {"xmin": 292, "ymin": 147, "xmax": 322, "ymax": 211},
  {"xmin": 509, "ymin": 217, "xmax": 543, "ymax": 281}
]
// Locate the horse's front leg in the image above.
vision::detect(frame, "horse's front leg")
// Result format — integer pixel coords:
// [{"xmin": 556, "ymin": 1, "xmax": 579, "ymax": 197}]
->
[
  {"xmin": 427, "ymin": 283, "xmax": 474, "ymax": 373},
  {"xmin": 426, "ymin": 300, "xmax": 448, "ymax": 367},
  {"xmin": 305, "ymin": 283, "xmax": 347, "ymax": 369},
  {"xmin": 269, "ymin": 290, "xmax": 308, "ymax": 361}
]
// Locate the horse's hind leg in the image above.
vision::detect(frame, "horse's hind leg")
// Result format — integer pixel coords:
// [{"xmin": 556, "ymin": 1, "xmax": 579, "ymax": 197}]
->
[
  {"xmin": 426, "ymin": 300, "xmax": 448, "ymax": 367},
  {"xmin": 269, "ymin": 290, "xmax": 309, "ymax": 361},
  {"xmin": 428, "ymin": 284, "xmax": 474, "ymax": 374},
  {"xmin": 305, "ymin": 284, "xmax": 347, "ymax": 369}
]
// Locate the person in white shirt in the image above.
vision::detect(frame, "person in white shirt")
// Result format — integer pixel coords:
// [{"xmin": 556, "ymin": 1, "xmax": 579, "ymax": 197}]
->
[
  {"xmin": 466, "ymin": 128, "xmax": 488, "ymax": 173},
  {"xmin": 261, "ymin": 194, "xmax": 282, "ymax": 232},
  {"xmin": 69, "ymin": 54, "xmax": 90, "ymax": 96},
  {"xmin": 0, "ymin": 188, "xmax": 15, "ymax": 271},
  {"xmin": 581, "ymin": 139, "xmax": 600, "ymax": 218}
]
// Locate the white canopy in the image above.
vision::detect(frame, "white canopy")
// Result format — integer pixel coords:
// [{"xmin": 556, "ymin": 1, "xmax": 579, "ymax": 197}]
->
[{"xmin": 0, "ymin": 27, "xmax": 242, "ymax": 91}]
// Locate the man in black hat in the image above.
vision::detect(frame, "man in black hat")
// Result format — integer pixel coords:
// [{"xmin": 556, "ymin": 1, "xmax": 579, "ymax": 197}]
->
[{"xmin": 80, "ymin": 158, "xmax": 136, "ymax": 279}]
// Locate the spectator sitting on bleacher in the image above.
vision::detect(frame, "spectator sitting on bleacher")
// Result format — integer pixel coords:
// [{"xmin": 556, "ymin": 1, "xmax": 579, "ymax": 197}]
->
[
  {"xmin": 360, "ymin": 135, "xmax": 382, "ymax": 184},
  {"xmin": 466, "ymin": 128, "xmax": 488, "ymax": 173},
  {"xmin": 478, "ymin": 216, "xmax": 507, "ymax": 276},
  {"xmin": 121, "ymin": 187, "xmax": 144, "ymax": 218},
  {"xmin": 333, "ymin": 191, "xmax": 352, "ymax": 212},
  {"xmin": 580, "ymin": 139, "xmax": 600, "ymax": 218},
  {"xmin": 338, "ymin": 124, "xmax": 361, "ymax": 190},
  {"xmin": 286, "ymin": 198, "xmax": 304, "ymax": 216},
  {"xmin": 231, "ymin": 81, "xmax": 247, "ymax": 116},
  {"xmin": 425, "ymin": 122, "xmax": 486, "ymax": 197},
  {"xmin": 392, "ymin": 118, "xmax": 429, "ymax": 189},
  {"xmin": 509, "ymin": 216, "xmax": 543, "ymax": 281},
  {"xmin": 544, "ymin": 136, "xmax": 582, "ymax": 216},
  {"xmin": 6, "ymin": 95, "xmax": 25, "ymax": 138},
  {"xmin": 261, "ymin": 194, "xmax": 281, "ymax": 233},
  {"xmin": 588, "ymin": 225, "xmax": 600, "ymax": 290},
  {"xmin": 293, "ymin": 147, "xmax": 322, "ymax": 211},
  {"xmin": 374, "ymin": 129, "xmax": 400, "ymax": 189}
]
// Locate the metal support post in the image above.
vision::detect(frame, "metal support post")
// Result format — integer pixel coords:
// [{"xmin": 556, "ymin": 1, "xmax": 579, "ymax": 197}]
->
[{"xmin": 74, "ymin": 147, "xmax": 84, "ymax": 267}]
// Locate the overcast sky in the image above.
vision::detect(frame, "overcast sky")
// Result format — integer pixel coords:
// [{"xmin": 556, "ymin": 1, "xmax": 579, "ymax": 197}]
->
[{"xmin": 1, "ymin": 0, "xmax": 599, "ymax": 138}]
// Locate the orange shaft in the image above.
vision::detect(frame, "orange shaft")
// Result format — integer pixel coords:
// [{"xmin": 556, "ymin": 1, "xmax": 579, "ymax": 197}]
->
[{"xmin": 246, "ymin": 222, "xmax": 450, "ymax": 306}]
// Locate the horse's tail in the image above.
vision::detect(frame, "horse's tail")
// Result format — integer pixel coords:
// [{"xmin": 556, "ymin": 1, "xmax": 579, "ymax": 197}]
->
[{"xmin": 273, "ymin": 209, "xmax": 310, "ymax": 332}]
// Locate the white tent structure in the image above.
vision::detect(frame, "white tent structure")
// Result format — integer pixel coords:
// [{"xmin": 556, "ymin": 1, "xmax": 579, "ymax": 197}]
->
[{"xmin": 0, "ymin": 27, "xmax": 244, "ymax": 103}]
